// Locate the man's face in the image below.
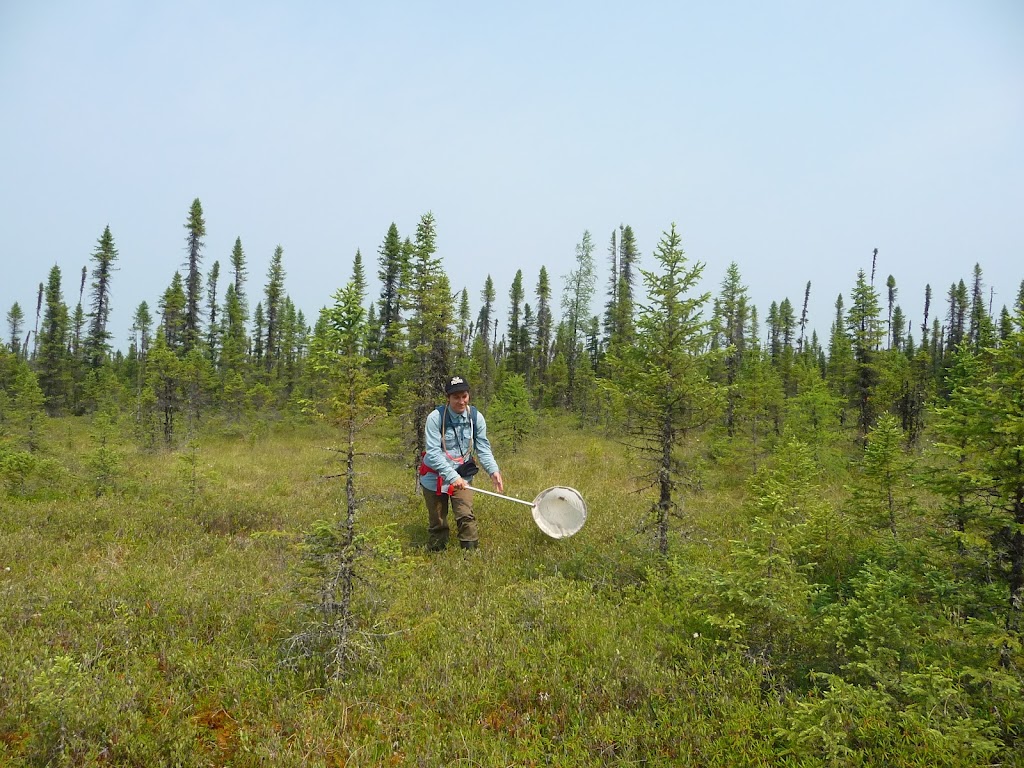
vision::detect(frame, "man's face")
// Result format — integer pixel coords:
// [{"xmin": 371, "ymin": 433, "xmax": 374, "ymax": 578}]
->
[{"xmin": 447, "ymin": 390, "xmax": 470, "ymax": 413}]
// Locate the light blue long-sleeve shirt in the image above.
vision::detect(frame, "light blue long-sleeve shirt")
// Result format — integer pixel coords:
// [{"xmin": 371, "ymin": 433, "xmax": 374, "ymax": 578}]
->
[{"xmin": 420, "ymin": 405, "xmax": 499, "ymax": 494}]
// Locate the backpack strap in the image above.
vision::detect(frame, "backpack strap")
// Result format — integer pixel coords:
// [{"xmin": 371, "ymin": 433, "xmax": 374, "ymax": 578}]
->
[{"xmin": 437, "ymin": 405, "xmax": 478, "ymax": 444}]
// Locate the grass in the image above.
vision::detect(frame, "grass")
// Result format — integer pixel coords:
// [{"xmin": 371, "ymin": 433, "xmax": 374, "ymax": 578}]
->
[{"xmin": 0, "ymin": 412, "xmax": 1019, "ymax": 766}]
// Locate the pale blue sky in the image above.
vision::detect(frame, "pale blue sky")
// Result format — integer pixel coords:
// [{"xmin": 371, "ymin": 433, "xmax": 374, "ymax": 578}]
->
[{"xmin": 2, "ymin": 0, "xmax": 1022, "ymax": 348}]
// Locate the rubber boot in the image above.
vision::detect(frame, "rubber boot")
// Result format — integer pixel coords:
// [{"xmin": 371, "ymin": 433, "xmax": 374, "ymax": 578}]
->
[{"xmin": 459, "ymin": 540, "xmax": 479, "ymax": 551}]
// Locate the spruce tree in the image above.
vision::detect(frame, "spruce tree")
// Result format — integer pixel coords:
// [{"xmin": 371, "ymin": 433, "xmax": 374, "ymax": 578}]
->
[
  {"xmin": 6, "ymin": 303, "xmax": 24, "ymax": 357},
  {"xmin": 885, "ymin": 275, "xmax": 897, "ymax": 350},
  {"xmin": 144, "ymin": 328, "xmax": 182, "ymax": 444},
  {"xmin": 975, "ymin": 307, "xmax": 1024, "ymax": 631},
  {"xmin": 946, "ymin": 280, "xmax": 969, "ymax": 352},
  {"xmin": 715, "ymin": 262, "xmax": 751, "ymax": 436},
  {"xmin": 374, "ymin": 223, "xmax": 406, "ymax": 378},
  {"xmin": 826, "ymin": 294, "xmax": 854, "ymax": 426},
  {"xmin": 130, "ymin": 301, "xmax": 152, "ymax": 403},
  {"xmin": 777, "ymin": 297, "xmax": 797, "ymax": 394},
  {"xmin": 1000, "ymin": 306, "xmax": 1014, "ymax": 342},
  {"xmin": 84, "ymin": 225, "xmax": 118, "ymax": 368},
  {"xmin": 797, "ymin": 281, "xmax": 811, "ymax": 354},
  {"xmin": 930, "ymin": 312, "xmax": 1024, "ymax": 631},
  {"xmin": 159, "ymin": 272, "xmax": 187, "ymax": 353},
  {"xmin": 890, "ymin": 305, "xmax": 906, "ymax": 352},
  {"xmin": 929, "ymin": 347, "xmax": 988, "ymax": 549},
  {"xmin": 350, "ymin": 249, "xmax": 366, "ymax": 301},
  {"xmin": 561, "ymin": 231, "xmax": 597, "ymax": 410},
  {"xmin": 252, "ymin": 302, "xmax": 265, "ymax": 368},
  {"xmin": 37, "ymin": 265, "xmax": 71, "ymax": 414},
  {"xmin": 72, "ymin": 266, "xmax": 87, "ymax": 363},
  {"xmin": 475, "ymin": 275, "xmax": 496, "ymax": 398},
  {"xmin": 279, "ymin": 296, "xmax": 301, "ymax": 396},
  {"xmin": 734, "ymin": 343, "xmax": 785, "ymax": 455},
  {"xmin": 921, "ymin": 283, "xmax": 932, "ymax": 343},
  {"xmin": 455, "ymin": 288, "xmax": 471, "ymax": 364},
  {"xmin": 853, "ymin": 413, "xmax": 912, "ymax": 540},
  {"xmin": 767, "ymin": 301, "xmax": 781, "ymax": 362},
  {"xmin": 616, "ymin": 224, "xmax": 638, "ymax": 346},
  {"xmin": 182, "ymin": 198, "xmax": 206, "ymax": 352},
  {"xmin": 507, "ymin": 269, "xmax": 525, "ymax": 374},
  {"xmin": 401, "ymin": 212, "xmax": 452, "ymax": 457},
  {"xmin": 605, "ymin": 223, "xmax": 720, "ymax": 555},
  {"xmin": 220, "ymin": 284, "xmax": 248, "ymax": 420},
  {"xmin": 847, "ymin": 270, "xmax": 884, "ymax": 435},
  {"xmin": 205, "ymin": 260, "xmax": 220, "ymax": 363},
  {"xmin": 520, "ymin": 302, "xmax": 535, "ymax": 388},
  {"xmin": 230, "ymin": 237, "xmax": 247, "ymax": 299},
  {"xmin": 221, "ymin": 284, "xmax": 247, "ymax": 375},
  {"xmin": 967, "ymin": 263, "xmax": 994, "ymax": 352},
  {"xmin": 5, "ymin": 360, "xmax": 46, "ymax": 453},
  {"xmin": 534, "ymin": 266, "xmax": 553, "ymax": 398},
  {"xmin": 602, "ymin": 228, "xmax": 618, "ymax": 349},
  {"xmin": 263, "ymin": 246, "xmax": 286, "ymax": 378}
]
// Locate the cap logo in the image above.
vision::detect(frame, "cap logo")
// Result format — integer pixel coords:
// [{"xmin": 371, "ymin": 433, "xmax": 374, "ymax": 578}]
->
[{"xmin": 450, "ymin": 377, "xmax": 464, "ymax": 386}]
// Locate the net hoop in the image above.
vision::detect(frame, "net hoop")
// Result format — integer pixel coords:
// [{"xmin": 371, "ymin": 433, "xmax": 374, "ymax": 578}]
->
[{"xmin": 531, "ymin": 486, "xmax": 587, "ymax": 539}]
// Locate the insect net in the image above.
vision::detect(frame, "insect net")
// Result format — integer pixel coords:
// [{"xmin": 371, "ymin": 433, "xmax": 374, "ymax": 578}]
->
[{"xmin": 531, "ymin": 486, "xmax": 587, "ymax": 539}]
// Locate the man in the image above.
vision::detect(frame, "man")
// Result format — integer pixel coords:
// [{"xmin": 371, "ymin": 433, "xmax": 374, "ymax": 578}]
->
[{"xmin": 419, "ymin": 375, "xmax": 503, "ymax": 551}]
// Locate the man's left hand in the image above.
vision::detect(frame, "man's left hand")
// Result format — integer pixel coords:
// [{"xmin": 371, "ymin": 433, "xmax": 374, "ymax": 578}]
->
[{"xmin": 491, "ymin": 472, "xmax": 504, "ymax": 494}]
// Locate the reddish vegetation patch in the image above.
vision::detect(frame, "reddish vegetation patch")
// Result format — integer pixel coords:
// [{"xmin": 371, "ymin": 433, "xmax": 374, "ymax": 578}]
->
[
  {"xmin": 0, "ymin": 729, "xmax": 28, "ymax": 749},
  {"xmin": 195, "ymin": 708, "xmax": 238, "ymax": 757}
]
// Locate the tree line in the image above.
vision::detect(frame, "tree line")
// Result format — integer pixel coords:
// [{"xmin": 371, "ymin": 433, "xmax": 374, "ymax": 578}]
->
[{"xmin": 2, "ymin": 200, "xmax": 1020, "ymax": 454}]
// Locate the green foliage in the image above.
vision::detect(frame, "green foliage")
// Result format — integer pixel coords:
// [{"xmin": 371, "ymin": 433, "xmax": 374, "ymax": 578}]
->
[
  {"xmin": 0, "ymin": 447, "xmax": 66, "ymax": 498},
  {"xmin": 785, "ymin": 358, "xmax": 842, "ymax": 445},
  {"xmin": 849, "ymin": 414, "xmax": 916, "ymax": 540},
  {"xmin": 3, "ymin": 231, "xmax": 1024, "ymax": 764},
  {"xmin": 84, "ymin": 225, "xmax": 118, "ymax": 368},
  {"xmin": 801, "ymin": 556, "xmax": 1021, "ymax": 764},
  {"xmin": 605, "ymin": 223, "xmax": 722, "ymax": 554},
  {"xmin": 846, "ymin": 270, "xmax": 884, "ymax": 436},
  {"xmin": 86, "ymin": 408, "xmax": 123, "ymax": 497},
  {"xmin": 2, "ymin": 362, "xmax": 47, "ymax": 452},
  {"xmin": 731, "ymin": 347, "xmax": 785, "ymax": 457},
  {"xmin": 560, "ymin": 230, "xmax": 597, "ymax": 411},
  {"xmin": 2, "ymin": 416, "xmax": 1023, "ymax": 765},
  {"xmin": 303, "ymin": 282, "xmax": 387, "ymax": 429},
  {"xmin": 780, "ymin": 670, "xmax": 1001, "ymax": 767},
  {"xmin": 488, "ymin": 374, "xmax": 536, "ymax": 452},
  {"xmin": 37, "ymin": 264, "xmax": 72, "ymax": 414},
  {"xmin": 651, "ymin": 438, "xmax": 840, "ymax": 685},
  {"xmin": 398, "ymin": 212, "xmax": 454, "ymax": 454},
  {"xmin": 927, "ymin": 309, "xmax": 1024, "ymax": 630}
]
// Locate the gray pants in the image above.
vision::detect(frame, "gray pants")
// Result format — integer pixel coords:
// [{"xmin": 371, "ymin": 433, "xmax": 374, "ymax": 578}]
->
[{"xmin": 422, "ymin": 486, "xmax": 476, "ymax": 549}]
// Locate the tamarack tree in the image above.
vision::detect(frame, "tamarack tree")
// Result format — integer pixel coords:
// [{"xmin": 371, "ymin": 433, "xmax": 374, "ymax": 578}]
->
[{"xmin": 605, "ymin": 223, "xmax": 722, "ymax": 555}]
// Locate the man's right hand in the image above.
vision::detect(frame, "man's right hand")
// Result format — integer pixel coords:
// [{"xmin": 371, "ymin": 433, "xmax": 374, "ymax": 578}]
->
[{"xmin": 450, "ymin": 477, "xmax": 468, "ymax": 491}]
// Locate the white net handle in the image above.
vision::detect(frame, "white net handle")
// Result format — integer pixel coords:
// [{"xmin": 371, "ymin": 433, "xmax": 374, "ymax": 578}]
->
[{"xmin": 461, "ymin": 485, "xmax": 588, "ymax": 539}]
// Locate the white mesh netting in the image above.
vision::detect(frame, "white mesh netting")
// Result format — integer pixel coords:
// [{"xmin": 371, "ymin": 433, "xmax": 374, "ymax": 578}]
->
[{"xmin": 531, "ymin": 486, "xmax": 587, "ymax": 539}]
